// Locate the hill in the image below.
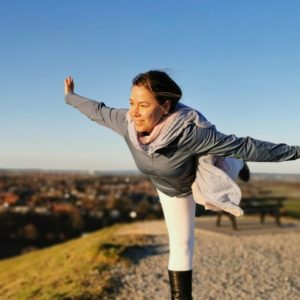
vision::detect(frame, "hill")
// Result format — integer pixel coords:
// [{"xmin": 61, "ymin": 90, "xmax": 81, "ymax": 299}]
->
[
  {"xmin": 1, "ymin": 217, "xmax": 300, "ymax": 299},
  {"xmin": 0, "ymin": 223, "xmax": 142, "ymax": 300}
]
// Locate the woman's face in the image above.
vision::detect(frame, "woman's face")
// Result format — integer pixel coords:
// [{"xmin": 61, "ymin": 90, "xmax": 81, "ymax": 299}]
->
[{"xmin": 129, "ymin": 85, "xmax": 169, "ymax": 134}]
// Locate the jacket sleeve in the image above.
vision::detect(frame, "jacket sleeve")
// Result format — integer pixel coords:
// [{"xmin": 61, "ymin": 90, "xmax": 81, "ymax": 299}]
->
[
  {"xmin": 189, "ymin": 127, "xmax": 300, "ymax": 162},
  {"xmin": 65, "ymin": 93, "xmax": 128, "ymax": 136}
]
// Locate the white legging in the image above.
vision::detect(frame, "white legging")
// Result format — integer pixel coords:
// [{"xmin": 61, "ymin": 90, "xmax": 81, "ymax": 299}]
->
[{"xmin": 157, "ymin": 189, "xmax": 196, "ymax": 271}]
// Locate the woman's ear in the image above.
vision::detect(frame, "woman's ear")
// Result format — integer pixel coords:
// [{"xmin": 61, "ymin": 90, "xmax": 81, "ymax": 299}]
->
[{"xmin": 162, "ymin": 100, "xmax": 172, "ymax": 115}]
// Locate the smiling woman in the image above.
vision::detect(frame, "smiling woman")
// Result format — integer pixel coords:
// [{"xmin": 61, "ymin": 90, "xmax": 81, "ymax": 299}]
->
[
  {"xmin": 129, "ymin": 85, "xmax": 167, "ymax": 134},
  {"xmin": 64, "ymin": 70, "xmax": 300, "ymax": 300},
  {"xmin": 129, "ymin": 70, "xmax": 182, "ymax": 134}
]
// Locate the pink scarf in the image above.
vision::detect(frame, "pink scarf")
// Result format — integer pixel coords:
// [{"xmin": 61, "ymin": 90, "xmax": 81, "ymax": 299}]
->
[{"xmin": 137, "ymin": 113, "xmax": 178, "ymax": 145}]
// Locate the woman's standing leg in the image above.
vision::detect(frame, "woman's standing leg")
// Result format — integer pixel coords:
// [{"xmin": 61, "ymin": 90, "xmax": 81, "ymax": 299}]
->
[{"xmin": 157, "ymin": 189, "xmax": 196, "ymax": 300}]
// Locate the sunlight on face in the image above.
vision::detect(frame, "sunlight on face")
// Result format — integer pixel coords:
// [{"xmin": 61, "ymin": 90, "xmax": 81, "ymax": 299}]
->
[{"xmin": 129, "ymin": 85, "xmax": 166, "ymax": 134}]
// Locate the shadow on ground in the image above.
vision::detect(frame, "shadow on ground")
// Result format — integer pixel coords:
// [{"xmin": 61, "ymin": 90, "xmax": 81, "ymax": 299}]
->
[
  {"xmin": 120, "ymin": 242, "xmax": 168, "ymax": 265},
  {"xmin": 99, "ymin": 234, "xmax": 168, "ymax": 299}
]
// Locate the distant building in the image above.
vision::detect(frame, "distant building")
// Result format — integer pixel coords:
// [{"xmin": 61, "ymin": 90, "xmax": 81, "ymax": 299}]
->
[{"xmin": 0, "ymin": 192, "xmax": 19, "ymax": 205}]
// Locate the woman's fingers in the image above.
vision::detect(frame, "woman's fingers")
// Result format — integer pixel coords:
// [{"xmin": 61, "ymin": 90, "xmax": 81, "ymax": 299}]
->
[
  {"xmin": 64, "ymin": 79, "xmax": 69, "ymax": 95},
  {"xmin": 65, "ymin": 77, "xmax": 71, "ymax": 86},
  {"xmin": 64, "ymin": 76, "xmax": 75, "ymax": 95},
  {"xmin": 68, "ymin": 76, "xmax": 73, "ymax": 85},
  {"xmin": 65, "ymin": 76, "xmax": 72, "ymax": 95}
]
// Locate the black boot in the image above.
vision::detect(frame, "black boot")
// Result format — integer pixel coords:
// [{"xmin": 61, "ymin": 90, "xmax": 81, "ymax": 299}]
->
[
  {"xmin": 168, "ymin": 269, "xmax": 193, "ymax": 300},
  {"xmin": 238, "ymin": 162, "xmax": 250, "ymax": 182}
]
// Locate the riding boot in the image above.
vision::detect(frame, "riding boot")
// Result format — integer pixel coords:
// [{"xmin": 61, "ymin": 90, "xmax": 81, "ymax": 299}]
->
[
  {"xmin": 238, "ymin": 162, "xmax": 250, "ymax": 182},
  {"xmin": 168, "ymin": 269, "xmax": 193, "ymax": 300}
]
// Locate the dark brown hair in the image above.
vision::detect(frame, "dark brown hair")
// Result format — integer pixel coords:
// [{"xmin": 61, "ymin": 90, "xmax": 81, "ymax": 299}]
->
[{"xmin": 132, "ymin": 70, "xmax": 182, "ymax": 112}]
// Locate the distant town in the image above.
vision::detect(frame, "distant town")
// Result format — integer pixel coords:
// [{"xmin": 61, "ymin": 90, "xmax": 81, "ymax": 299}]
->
[
  {"xmin": 0, "ymin": 169, "xmax": 162, "ymax": 259},
  {"xmin": 0, "ymin": 168, "xmax": 299, "ymax": 260}
]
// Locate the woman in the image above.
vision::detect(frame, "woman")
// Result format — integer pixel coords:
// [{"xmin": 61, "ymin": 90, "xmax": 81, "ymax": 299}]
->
[{"xmin": 64, "ymin": 70, "xmax": 299, "ymax": 300}]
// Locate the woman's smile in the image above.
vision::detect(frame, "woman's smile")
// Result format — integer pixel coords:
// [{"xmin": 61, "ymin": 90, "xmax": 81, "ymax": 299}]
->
[{"xmin": 129, "ymin": 85, "xmax": 166, "ymax": 134}]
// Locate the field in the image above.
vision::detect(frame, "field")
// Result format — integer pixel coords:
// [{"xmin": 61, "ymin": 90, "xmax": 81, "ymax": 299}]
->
[{"xmin": 238, "ymin": 175, "xmax": 300, "ymax": 218}]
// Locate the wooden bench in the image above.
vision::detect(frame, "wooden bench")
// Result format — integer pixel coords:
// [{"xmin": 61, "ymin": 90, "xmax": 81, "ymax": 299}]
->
[{"xmin": 216, "ymin": 197, "xmax": 287, "ymax": 230}]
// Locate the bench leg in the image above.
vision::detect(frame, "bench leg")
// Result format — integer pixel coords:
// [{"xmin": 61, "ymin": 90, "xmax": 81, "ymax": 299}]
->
[
  {"xmin": 260, "ymin": 210, "xmax": 282, "ymax": 226},
  {"xmin": 260, "ymin": 212, "xmax": 266, "ymax": 225},
  {"xmin": 274, "ymin": 210, "xmax": 282, "ymax": 226},
  {"xmin": 216, "ymin": 213, "xmax": 238, "ymax": 230},
  {"xmin": 216, "ymin": 213, "xmax": 221, "ymax": 227},
  {"xmin": 229, "ymin": 215, "xmax": 237, "ymax": 230}
]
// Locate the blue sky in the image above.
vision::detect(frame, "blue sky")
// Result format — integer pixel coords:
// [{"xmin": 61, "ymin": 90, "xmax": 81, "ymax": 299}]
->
[{"xmin": 0, "ymin": 0, "xmax": 299, "ymax": 173}]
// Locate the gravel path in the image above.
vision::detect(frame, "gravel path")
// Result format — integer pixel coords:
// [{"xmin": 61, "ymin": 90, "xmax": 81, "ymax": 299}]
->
[{"xmin": 103, "ymin": 217, "xmax": 300, "ymax": 300}]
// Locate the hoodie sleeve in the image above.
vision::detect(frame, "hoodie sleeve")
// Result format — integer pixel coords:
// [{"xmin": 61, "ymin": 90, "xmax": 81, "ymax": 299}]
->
[
  {"xmin": 65, "ymin": 93, "xmax": 128, "ymax": 136},
  {"xmin": 188, "ymin": 126, "xmax": 300, "ymax": 162}
]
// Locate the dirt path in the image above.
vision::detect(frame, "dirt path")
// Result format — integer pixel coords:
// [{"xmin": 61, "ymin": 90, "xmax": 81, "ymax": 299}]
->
[{"xmin": 102, "ymin": 217, "xmax": 300, "ymax": 300}]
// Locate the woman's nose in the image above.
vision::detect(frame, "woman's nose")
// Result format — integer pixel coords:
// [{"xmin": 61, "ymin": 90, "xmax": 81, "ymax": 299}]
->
[{"xmin": 130, "ymin": 106, "xmax": 140, "ymax": 117}]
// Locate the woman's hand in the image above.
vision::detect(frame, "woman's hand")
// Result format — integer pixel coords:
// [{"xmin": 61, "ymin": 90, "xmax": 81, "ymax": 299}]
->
[{"xmin": 64, "ymin": 76, "xmax": 74, "ymax": 95}]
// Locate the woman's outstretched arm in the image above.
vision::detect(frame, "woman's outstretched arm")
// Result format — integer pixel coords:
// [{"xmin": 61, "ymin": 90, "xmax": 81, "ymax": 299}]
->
[
  {"xmin": 188, "ymin": 126, "xmax": 300, "ymax": 162},
  {"xmin": 64, "ymin": 76, "xmax": 128, "ymax": 136}
]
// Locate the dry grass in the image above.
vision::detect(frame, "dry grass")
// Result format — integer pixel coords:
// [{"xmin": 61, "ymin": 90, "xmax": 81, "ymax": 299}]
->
[{"xmin": 0, "ymin": 224, "xmax": 139, "ymax": 300}]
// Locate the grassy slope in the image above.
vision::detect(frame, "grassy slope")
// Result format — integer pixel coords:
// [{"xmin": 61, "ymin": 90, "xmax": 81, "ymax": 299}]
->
[{"xmin": 0, "ymin": 223, "xmax": 136, "ymax": 300}]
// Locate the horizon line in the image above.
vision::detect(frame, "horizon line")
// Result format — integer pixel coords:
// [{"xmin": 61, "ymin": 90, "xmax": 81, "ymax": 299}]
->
[{"xmin": 0, "ymin": 167, "xmax": 300, "ymax": 176}]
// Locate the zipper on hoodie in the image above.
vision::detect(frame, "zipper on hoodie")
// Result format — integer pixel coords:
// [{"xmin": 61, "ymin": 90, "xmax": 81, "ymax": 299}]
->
[{"xmin": 151, "ymin": 153, "xmax": 155, "ymax": 175}]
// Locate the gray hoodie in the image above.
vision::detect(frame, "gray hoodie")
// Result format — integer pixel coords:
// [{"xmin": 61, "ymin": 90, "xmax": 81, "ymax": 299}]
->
[{"xmin": 65, "ymin": 93, "xmax": 300, "ymax": 197}]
